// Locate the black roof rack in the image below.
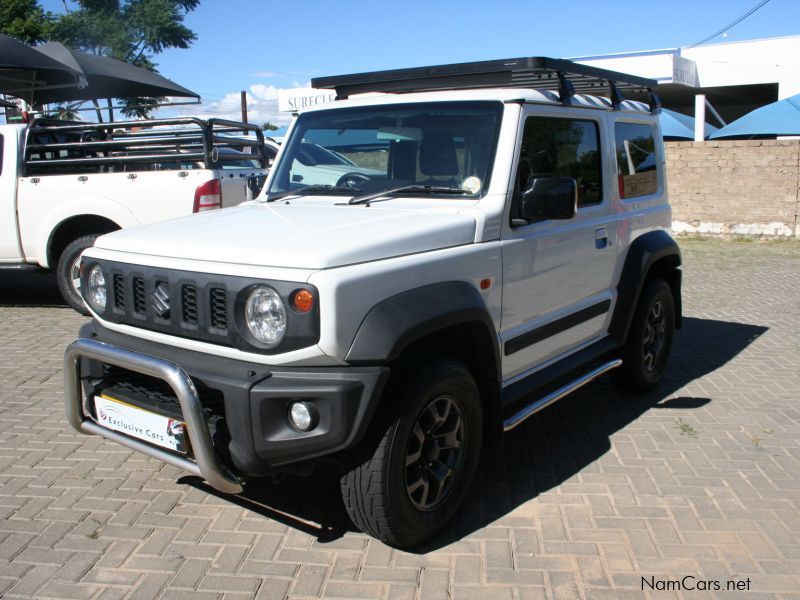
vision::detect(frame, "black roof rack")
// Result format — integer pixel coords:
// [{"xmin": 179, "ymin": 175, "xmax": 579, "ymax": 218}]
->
[{"xmin": 312, "ymin": 56, "xmax": 661, "ymax": 111}]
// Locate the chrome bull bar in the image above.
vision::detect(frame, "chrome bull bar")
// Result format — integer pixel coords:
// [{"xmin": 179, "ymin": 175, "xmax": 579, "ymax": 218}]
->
[{"xmin": 64, "ymin": 338, "xmax": 243, "ymax": 494}]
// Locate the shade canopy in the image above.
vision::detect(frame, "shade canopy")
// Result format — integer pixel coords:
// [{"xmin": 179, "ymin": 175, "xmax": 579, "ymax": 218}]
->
[
  {"xmin": 0, "ymin": 34, "xmax": 84, "ymax": 102},
  {"xmin": 709, "ymin": 94, "xmax": 800, "ymax": 139},
  {"xmin": 32, "ymin": 42, "xmax": 199, "ymax": 104},
  {"xmin": 659, "ymin": 108, "xmax": 718, "ymax": 140}
]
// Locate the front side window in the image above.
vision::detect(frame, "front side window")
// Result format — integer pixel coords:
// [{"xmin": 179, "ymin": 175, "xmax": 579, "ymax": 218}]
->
[
  {"xmin": 267, "ymin": 101, "xmax": 503, "ymax": 197},
  {"xmin": 513, "ymin": 116, "xmax": 603, "ymax": 213},
  {"xmin": 614, "ymin": 122, "xmax": 658, "ymax": 199}
]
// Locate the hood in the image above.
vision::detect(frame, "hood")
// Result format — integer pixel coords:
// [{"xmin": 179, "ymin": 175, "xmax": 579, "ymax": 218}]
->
[{"xmin": 95, "ymin": 201, "xmax": 477, "ymax": 269}]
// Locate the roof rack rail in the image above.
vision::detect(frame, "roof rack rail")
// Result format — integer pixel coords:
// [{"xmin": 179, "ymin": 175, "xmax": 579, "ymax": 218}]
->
[{"xmin": 312, "ymin": 56, "xmax": 662, "ymax": 112}]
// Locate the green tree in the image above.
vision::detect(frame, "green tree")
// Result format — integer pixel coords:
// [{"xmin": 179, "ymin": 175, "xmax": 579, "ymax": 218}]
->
[
  {"xmin": 52, "ymin": 0, "xmax": 199, "ymax": 118},
  {"xmin": 47, "ymin": 104, "xmax": 81, "ymax": 120},
  {"xmin": 261, "ymin": 122, "xmax": 279, "ymax": 131},
  {"xmin": 0, "ymin": 0, "xmax": 52, "ymax": 45},
  {"xmin": 1, "ymin": 1, "xmax": 199, "ymax": 119}
]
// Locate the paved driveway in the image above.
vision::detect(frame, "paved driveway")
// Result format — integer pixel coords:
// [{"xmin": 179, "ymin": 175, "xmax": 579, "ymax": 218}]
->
[{"xmin": 1, "ymin": 239, "xmax": 799, "ymax": 599}]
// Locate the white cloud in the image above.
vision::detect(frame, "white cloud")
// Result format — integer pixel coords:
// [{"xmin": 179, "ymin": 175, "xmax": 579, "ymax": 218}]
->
[
  {"xmin": 249, "ymin": 84, "xmax": 280, "ymax": 101},
  {"xmin": 164, "ymin": 80, "xmax": 310, "ymax": 126}
]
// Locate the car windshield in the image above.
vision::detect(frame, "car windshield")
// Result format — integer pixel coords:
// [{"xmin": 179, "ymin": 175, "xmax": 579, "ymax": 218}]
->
[{"xmin": 266, "ymin": 101, "xmax": 503, "ymax": 198}]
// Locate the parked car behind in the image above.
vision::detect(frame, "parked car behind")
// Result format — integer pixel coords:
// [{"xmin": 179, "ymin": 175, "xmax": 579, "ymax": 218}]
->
[{"xmin": 0, "ymin": 117, "xmax": 268, "ymax": 312}]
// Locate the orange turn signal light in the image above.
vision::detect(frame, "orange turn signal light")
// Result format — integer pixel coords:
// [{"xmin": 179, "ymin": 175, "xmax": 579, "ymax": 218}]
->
[{"xmin": 292, "ymin": 289, "xmax": 314, "ymax": 313}]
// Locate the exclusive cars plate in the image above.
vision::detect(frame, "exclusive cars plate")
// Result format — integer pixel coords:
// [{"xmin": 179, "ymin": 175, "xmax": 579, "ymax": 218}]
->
[{"xmin": 94, "ymin": 395, "xmax": 187, "ymax": 453}]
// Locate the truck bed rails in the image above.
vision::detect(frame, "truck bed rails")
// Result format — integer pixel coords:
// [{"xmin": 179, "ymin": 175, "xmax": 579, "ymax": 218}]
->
[{"xmin": 23, "ymin": 117, "xmax": 268, "ymax": 175}]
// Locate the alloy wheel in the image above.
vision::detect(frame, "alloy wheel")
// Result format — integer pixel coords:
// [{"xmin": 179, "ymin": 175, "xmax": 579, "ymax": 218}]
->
[
  {"xmin": 404, "ymin": 395, "xmax": 466, "ymax": 511},
  {"xmin": 70, "ymin": 256, "xmax": 82, "ymax": 296},
  {"xmin": 642, "ymin": 299, "xmax": 667, "ymax": 372}
]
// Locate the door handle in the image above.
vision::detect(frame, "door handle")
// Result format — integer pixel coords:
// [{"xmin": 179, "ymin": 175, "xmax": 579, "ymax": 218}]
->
[{"xmin": 595, "ymin": 227, "xmax": 609, "ymax": 249}]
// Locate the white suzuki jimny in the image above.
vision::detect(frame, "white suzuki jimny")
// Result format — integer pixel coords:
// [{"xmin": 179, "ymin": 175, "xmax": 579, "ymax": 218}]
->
[{"xmin": 65, "ymin": 57, "xmax": 681, "ymax": 547}]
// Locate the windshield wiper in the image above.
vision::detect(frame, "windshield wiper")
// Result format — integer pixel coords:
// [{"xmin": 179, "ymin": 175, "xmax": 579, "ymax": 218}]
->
[
  {"xmin": 266, "ymin": 185, "xmax": 362, "ymax": 202},
  {"xmin": 348, "ymin": 185, "xmax": 471, "ymax": 206}
]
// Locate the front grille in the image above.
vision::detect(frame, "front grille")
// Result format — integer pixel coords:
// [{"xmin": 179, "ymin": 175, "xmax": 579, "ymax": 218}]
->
[
  {"xmin": 93, "ymin": 259, "xmax": 319, "ymax": 354},
  {"xmin": 182, "ymin": 284, "xmax": 198, "ymax": 325},
  {"xmin": 133, "ymin": 277, "xmax": 146, "ymax": 314},
  {"xmin": 210, "ymin": 287, "xmax": 228, "ymax": 330},
  {"xmin": 105, "ymin": 267, "xmax": 234, "ymax": 345},
  {"xmin": 113, "ymin": 274, "xmax": 126, "ymax": 310}
]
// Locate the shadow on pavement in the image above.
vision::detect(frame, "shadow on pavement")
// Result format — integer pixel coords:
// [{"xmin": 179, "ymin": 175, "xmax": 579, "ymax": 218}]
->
[
  {"xmin": 182, "ymin": 473, "xmax": 357, "ymax": 542},
  {"xmin": 0, "ymin": 270, "xmax": 67, "ymax": 307},
  {"xmin": 186, "ymin": 316, "xmax": 767, "ymax": 548}
]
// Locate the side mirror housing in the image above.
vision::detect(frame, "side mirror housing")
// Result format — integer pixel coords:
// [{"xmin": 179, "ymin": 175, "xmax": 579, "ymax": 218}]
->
[
  {"xmin": 518, "ymin": 176, "xmax": 578, "ymax": 222},
  {"xmin": 246, "ymin": 173, "xmax": 268, "ymax": 200}
]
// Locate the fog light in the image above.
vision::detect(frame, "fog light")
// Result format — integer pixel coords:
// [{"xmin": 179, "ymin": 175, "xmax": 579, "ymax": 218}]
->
[{"xmin": 288, "ymin": 401, "xmax": 316, "ymax": 431}]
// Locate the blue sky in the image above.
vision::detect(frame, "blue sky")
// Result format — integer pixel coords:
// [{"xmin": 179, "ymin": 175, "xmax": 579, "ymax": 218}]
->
[{"xmin": 36, "ymin": 0, "xmax": 800, "ymax": 124}]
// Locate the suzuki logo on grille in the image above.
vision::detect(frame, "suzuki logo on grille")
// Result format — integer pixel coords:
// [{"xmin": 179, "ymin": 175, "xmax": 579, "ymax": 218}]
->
[{"xmin": 151, "ymin": 282, "xmax": 170, "ymax": 318}]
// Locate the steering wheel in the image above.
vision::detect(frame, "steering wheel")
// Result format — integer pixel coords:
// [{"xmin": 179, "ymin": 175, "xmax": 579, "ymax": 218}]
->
[{"xmin": 336, "ymin": 171, "xmax": 372, "ymax": 188}]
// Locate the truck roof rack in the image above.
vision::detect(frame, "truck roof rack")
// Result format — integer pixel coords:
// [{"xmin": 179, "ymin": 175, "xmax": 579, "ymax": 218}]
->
[{"xmin": 312, "ymin": 56, "xmax": 661, "ymax": 111}]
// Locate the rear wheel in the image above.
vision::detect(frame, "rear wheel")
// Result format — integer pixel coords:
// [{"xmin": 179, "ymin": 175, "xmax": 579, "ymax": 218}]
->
[
  {"xmin": 612, "ymin": 278, "xmax": 675, "ymax": 393},
  {"xmin": 340, "ymin": 360, "xmax": 482, "ymax": 547},
  {"xmin": 56, "ymin": 235, "xmax": 98, "ymax": 315}
]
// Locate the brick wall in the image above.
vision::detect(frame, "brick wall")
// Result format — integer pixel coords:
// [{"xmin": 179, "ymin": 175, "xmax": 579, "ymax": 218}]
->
[{"xmin": 665, "ymin": 140, "xmax": 800, "ymax": 238}]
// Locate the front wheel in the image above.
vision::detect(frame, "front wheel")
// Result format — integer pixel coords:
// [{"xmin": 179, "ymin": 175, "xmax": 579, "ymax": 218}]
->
[
  {"xmin": 56, "ymin": 235, "xmax": 99, "ymax": 315},
  {"xmin": 340, "ymin": 360, "xmax": 482, "ymax": 547},
  {"xmin": 612, "ymin": 278, "xmax": 675, "ymax": 393}
]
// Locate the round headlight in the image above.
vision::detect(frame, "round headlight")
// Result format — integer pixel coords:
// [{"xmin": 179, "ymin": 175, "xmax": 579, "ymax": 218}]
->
[
  {"xmin": 86, "ymin": 264, "xmax": 107, "ymax": 312},
  {"xmin": 245, "ymin": 286, "xmax": 287, "ymax": 347}
]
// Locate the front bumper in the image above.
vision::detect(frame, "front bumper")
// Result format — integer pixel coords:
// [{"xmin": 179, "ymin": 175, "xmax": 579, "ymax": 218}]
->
[{"xmin": 64, "ymin": 322, "xmax": 389, "ymax": 492}]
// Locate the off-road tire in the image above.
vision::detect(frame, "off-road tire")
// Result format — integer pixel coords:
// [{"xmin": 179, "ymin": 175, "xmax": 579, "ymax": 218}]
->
[
  {"xmin": 56, "ymin": 235, "xmax": 98, "ymax": 315},
  {"xmin": 612, "ymin": 277, "xmax": 675, "ymax": 393},
  {"xmin": 340, "ymin": 360, "xmax": 482, "ymax": 548}
]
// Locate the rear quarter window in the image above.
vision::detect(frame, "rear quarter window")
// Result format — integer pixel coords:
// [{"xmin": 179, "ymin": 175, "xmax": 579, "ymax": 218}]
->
[
  {"xmin": 518, "ymin": 116, "xmax": 603, "ymax": 207},
  {"xmin": 614, "ymin": 122, "xmax": 658, "ymax": 199}
]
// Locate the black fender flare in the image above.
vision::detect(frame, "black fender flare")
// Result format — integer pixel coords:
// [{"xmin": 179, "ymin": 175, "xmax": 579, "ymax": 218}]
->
[
  {"xmin": 609, "ymin": 229, "xmax": 682, "ymax": 344},
  {"xmin": 345, "ymin": 281, "xmax": 500, "ymax": 373}
]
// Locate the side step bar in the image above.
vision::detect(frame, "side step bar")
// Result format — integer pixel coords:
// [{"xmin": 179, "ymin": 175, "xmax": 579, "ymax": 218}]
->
[
  {"xmin": 503, "ymin": 359, "xmax": 622, "ymax": 432},
  {"xmin": 0, "ymin": 264, "xmax": 42, "ymax": 271}
]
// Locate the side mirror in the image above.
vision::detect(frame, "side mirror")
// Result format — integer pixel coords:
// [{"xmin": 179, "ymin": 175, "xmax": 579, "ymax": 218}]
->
[
  {"xmin": 246, "ymin": 174, "xmax": 268, "ymax": 200},
  {"xmin": 519, "ymin": 176, "xmax": 578, "ymax": 222}
]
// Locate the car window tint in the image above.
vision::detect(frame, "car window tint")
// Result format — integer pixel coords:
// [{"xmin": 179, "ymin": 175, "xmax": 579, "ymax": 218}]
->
[
  {"xmin": 614, "ymin": 122, "xmax": 658, "ymax": 199},
  {"xmin": 517, "ymin": 117, "xmax": 602, "ymax": 207}
]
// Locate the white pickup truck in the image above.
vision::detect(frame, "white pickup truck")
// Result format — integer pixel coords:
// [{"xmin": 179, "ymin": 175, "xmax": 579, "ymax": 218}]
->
[{"xmin": 0, "ymin": 117, "xmax": 270, "ymax": 312}]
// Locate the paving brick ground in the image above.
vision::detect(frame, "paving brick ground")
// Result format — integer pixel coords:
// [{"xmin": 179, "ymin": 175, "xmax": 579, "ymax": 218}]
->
[{"xmin": 1, "ymin": 238, "xmax": 799, "ymax": 600}]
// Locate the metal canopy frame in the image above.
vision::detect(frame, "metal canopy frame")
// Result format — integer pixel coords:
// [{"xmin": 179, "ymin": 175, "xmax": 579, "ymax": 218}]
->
[
  {"xmin": 23, "ymin": 117, "xmax": 267, "ymax": 174},
  {"xmin": 312, "ymin": 56, "xmax": 662, "ymax": 111}
]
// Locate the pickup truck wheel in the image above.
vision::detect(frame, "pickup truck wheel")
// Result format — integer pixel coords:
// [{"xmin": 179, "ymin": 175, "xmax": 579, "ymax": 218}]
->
[
  {"xmin": 612, "ymin": 278, "xmax": 675, "ymax": 393},
  {"xmin": 340, "ymin": 360, "xmax": 482, "ymax": 547},
  {"xmin": 56, "ymin": 235, "xmax": 98, "ymax": 315}
]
